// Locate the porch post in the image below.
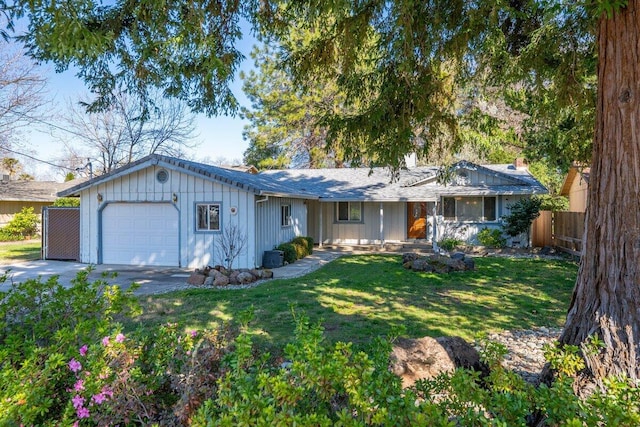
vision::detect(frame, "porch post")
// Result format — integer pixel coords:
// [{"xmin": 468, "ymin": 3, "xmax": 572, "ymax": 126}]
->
[
  {"xmin": 432, "ymin": 200, "xmax": 439, "ymax": 252},
  {"xmin": 379, "ymin": 202, "xmax": 384, "ymax": 248},
  {"xmin": 319, "ymin": 203, "xmax": 323, "ymax": 247}
]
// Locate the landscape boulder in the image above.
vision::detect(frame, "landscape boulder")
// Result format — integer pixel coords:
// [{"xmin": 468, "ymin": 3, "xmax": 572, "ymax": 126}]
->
[
  {"xmin": 187, "ymin": 272, "xmax": 206, "ymax": 285},
  {"xmin": 390, "ymin": 336, "xmax": 485, "ymax": 388},
  {"xmin": 236, "ymin": 272, "xmax": 255, "ymax": 284},
  {"xmin": 213, "ymin": 275, "xmax": 230, "ymax": 287},
  {"xmin": 402, "ymin": 253, "xmax": 420, "ymax": 264}
]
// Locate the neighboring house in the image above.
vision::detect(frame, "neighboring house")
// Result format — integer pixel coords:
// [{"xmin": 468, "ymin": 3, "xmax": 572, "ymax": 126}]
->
[
  {"xmin": 560, "ymin": 165, "xmax": 590, "ymax": 212},
  {"xmin": 0, "ymin": 177, "xmax": 80, "ymax": 227},
  {"xmin": 58, "ymin": 154, "xmax": 546, "ymax": 268}
]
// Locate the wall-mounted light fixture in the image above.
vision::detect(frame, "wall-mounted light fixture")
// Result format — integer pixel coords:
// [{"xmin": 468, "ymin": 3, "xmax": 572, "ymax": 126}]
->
[
  {"xmin": 97, "ymin": 193, "xmax": 103, "ymax": 202},
  {"xmin": 172, "ymin": 193, "xmax": 178, "ymax": 203}
]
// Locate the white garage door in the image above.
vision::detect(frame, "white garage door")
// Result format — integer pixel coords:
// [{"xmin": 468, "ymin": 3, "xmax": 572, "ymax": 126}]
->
[{"xmin": 102, "ymin": 203, "xmax": 179, "ymax": 266}]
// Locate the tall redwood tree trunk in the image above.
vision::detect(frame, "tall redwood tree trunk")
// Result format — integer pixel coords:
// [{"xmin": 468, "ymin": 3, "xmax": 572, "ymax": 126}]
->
[{"xmin": 559, "ymin": 2, "xmax": 640, "ymax": 381}]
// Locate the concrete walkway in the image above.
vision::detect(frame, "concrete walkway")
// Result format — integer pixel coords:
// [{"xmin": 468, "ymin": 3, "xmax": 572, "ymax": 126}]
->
[
  {"xmin": 0, "ymin": 248, "xmax": 344, "ymax": 295},
  {"xmin": 271, "ymin": 248, "xmax": 343, "ymax": 279}
]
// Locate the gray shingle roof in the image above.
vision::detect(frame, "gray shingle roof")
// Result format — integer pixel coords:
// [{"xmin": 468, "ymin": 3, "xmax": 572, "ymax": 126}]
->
[
  {"xmin": 58, "ymin": 155, "xmax": 318, "ymax": 199},
  {"xmin": 58, "ymin": 155, "xmax": 547, "ymax": 201},
  {"xmin": 260, "ymin": 161, "xmax": 547, "ymax": 201},
  {"xmin": 0, "ymin": 179, "xmax": 84, "ymax": 202}
]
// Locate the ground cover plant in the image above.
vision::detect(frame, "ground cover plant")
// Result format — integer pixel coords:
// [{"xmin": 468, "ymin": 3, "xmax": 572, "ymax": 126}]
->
[
  {"xmin": 131, "ymin": 254, "xmax": 578, "ymax": 349},
  {"xmin": 0, "ymin": 240, "xmax": 41, "ymax": 263},
  {"xmin": 4, "ymin": 255, "xmax": 640, "ymax": 425}
]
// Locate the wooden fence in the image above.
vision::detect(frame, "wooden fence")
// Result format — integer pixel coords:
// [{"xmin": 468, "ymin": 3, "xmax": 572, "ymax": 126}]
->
[{"xmin": 531, "ymin": 210, "xmax": 586, "ymax": 256}]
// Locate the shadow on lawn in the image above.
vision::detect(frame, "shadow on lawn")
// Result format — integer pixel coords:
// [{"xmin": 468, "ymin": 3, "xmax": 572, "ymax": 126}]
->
[{"xmin": 131, "ymin": 254, "xmax": 578, "ymax": 349}]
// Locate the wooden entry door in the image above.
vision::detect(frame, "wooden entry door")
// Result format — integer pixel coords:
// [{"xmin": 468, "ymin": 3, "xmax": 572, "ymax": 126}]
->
[{"xmin": 407, "ymin": 202, "xmax": 427, "ymax": 239}]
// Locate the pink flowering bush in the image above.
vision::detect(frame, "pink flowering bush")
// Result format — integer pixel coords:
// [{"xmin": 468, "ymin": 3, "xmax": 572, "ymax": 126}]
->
[
  {"xmin": 0, "ymin": 268, "xmax": 141, "ymax": 425},
  {"xmin": 0, "ymin": 266, "xmax": 238, "ymax": 425}
]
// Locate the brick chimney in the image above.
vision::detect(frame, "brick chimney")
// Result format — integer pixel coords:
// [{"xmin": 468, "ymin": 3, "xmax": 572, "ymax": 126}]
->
[{"xmin": 514, "ymin": 158, "xmax": 527, "ymax": 170}]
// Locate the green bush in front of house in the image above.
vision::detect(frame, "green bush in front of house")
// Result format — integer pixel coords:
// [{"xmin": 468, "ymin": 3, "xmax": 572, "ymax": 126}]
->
[
  {"xmin": 292, "ymin": 236, "xmax": 313, "ymax": 258},
  {"xmin": 438, "ymin": 237, "xmax": 463, "ymax": 251},
  {"xmin": 277, "ymin": 236, "xmax": 314, "ymax": 264},
  {"xmin": 0, "ymin": 207, "xmax": 39, "ymax": 241},
  {"xmin": 477, "ymin": 227, "xmax": 507, "ymax": 248},
  {"xmin": 276, "ymin": 242, "xmax": 298, "ymax": 264}
]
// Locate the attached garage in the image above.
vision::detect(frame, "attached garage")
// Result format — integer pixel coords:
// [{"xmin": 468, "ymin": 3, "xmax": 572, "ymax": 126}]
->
[
  {"xmin": 101, "ymin": 202, "xmax": 179, "ymax": 266},
  {"xmin": 58, "ymin": 155, "xmax": 312, "ymax": 269}
]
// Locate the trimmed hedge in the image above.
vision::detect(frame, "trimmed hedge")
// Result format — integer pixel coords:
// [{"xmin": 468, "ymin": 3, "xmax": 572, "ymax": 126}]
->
[
  {"xmin": 276, "ymin": 236, "xmax": 314, "ymax": 264},
  {"xmin": 275, "ymin": 243, "xmax": 297, "ymax": 264}
]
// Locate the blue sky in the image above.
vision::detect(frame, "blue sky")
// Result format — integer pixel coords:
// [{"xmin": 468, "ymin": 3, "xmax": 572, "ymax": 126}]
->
[{"xmin": 19, "ymin": 24, "xmax": 257, "ymax": 180}]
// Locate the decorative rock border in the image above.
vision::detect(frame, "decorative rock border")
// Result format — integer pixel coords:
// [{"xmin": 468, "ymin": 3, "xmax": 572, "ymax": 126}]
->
[{"xmin": 187, "ymin": 265, "xmax": 274, "ymax": 287}]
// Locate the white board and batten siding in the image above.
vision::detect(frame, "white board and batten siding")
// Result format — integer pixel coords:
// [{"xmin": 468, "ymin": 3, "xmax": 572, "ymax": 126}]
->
[
  {"xmin": 254, "ymin": 196, "xmax": 307, "ymax": 264},
  {"xmin": 78, "ymin": 164, "xmax": 257, "ymax": 268},
  {"xmin": 307, "ymin": 201, "xmax": 405, "ymax": 245}
]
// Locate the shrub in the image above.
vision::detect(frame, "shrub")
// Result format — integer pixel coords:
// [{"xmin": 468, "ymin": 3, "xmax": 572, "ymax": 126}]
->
[
  {"xmin": 502, "ymin": 197, "xmax": 542, "ymax": 247},
  {"xmin": 0, "ymin": 229, "xmax": 23, "ymax": 242},
  {"xmin": 291, "ymin": 236, "xmax": 311, "ymax": 258},
  {"xmin": 304, "ymin": 236, "xmax": 314, "ymax": 254},
  {"xmin": 438, "ymin": 237, "xmax": 463, "ymax": 251},
  {"xmin": 0, "ymin": 269, "xmax": 141, "ymax": 425},
  {"xmin": 477, "ymin": 227, "xmax": 507, "ymax": 248},
  {"xmin": 276, "ymin": 242, "xmax": 297, "ymax": 264},
  {"xmin": 1, "ymin": 207, "xmax": 39, "ymax": 238},
  {"xmin": 0, "ymin": 269, "xmax": 237, "ymax": 426},
  {"xmin": 52, "ymin": 197, "xmax": 80, "ymax": 207},
  {"xmin": 192, "ymin": 314, "xmax": 438, "ymax": 426}
]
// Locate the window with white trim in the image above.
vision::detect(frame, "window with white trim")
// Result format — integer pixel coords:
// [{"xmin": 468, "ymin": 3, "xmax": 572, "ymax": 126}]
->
[
  {"xmin": 441, "ymin": 197, "xmax": 497, "ymax": 222},
  {"xmin": 281, "ymin": 204, "xmax": 292, "ymax": 227},
  {"xmin": 196, "ymin": 203, "xmax": 221, "ymax": 231},
  {"xmin": 336, "ymin": 202, "xmax": 362, "ymax": 222}
]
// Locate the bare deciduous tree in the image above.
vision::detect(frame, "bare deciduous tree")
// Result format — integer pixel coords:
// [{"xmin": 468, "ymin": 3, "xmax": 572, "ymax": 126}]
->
[
  {"xmin": 215, "ymin": 223, "xmax": 247, "ymax": 271},
  {"xmin": 60, "ymin": 89, "xmax": 198, "ymax": 174},
  {"xmin": 0, "ymin": 43, "xmax": 48, "ymax": 150}
]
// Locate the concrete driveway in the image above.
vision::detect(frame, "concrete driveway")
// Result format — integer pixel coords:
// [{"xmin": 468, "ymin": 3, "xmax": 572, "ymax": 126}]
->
[
  {"xmin": 0, "ymin": 248, "xmax": 343, "ymax": 296},
  {"xmin": 0, "ymin": 260, "xmax": 193, "ymax": 296}
]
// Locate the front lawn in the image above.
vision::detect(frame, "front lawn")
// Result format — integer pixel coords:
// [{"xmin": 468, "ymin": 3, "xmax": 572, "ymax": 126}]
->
[
  {"xmin": 0, "ymin": 240, "xmax": 41, "ymax": 264},
  {"xmin": 129, "ymin": 254, "xmax": 578, "ymax": 348}
]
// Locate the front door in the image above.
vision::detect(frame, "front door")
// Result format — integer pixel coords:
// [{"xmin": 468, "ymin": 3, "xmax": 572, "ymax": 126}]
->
[{"xmin": 407, "ymin": 202, "xmax": 427, "ymax": 239}]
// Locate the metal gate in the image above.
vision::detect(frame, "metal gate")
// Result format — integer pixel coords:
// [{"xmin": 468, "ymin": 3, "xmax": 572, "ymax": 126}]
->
[{"xmin": 42, "ymin": 207, "xmax": 80, "ymax": 261}]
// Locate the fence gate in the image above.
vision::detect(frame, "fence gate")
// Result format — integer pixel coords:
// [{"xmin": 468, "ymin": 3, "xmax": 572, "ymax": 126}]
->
[
  {"xmin": 531, "ymin": 210, "xmax": 553, "ymax": 247},
  {"xmin": 42, "ymin": 207, "xmax": 80, "ymax": 261}
]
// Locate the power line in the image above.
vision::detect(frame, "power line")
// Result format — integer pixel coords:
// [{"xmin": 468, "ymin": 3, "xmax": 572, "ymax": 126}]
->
[
  {"xmin": 9, "ymin": 109, "xmax": 94, "ymax": 140},
  {"xmin": 1, "ymin": 146, "xmax": 78, "ymax": 172}
]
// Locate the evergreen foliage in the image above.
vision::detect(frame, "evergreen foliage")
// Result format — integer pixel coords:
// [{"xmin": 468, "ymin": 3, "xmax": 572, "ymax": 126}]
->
[
  {"xmin": 53, "ymin": 198, "xmax": 80, "ymax": 207},
  {"xmin": 502, "ymin": 197, "xmax": 542, "ymax": 247}
]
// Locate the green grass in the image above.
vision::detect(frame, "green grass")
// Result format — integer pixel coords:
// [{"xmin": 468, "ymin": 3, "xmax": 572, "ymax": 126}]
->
[
  {"xmin": 128, "ymin": 254, "xmax": 578, "ymax": 349},
  {"xmin": 0, "ymin": 241, "xmax": 41, "ymax": 263}
]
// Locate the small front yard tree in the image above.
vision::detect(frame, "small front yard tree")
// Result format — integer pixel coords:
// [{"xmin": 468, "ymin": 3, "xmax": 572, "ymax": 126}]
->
[
  {"xmin": 216, "ymin": 223, "xmax": 247, "ymax": 271},
  {"xmin": 501, "ymin": 197, "xmax": 541, "ymax": 248}
]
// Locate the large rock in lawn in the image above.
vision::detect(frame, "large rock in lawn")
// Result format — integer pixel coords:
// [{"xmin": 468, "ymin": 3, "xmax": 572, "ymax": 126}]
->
[{"xmin": 390, "ymin": 336, "xmax": 485, "ymax": 388}]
